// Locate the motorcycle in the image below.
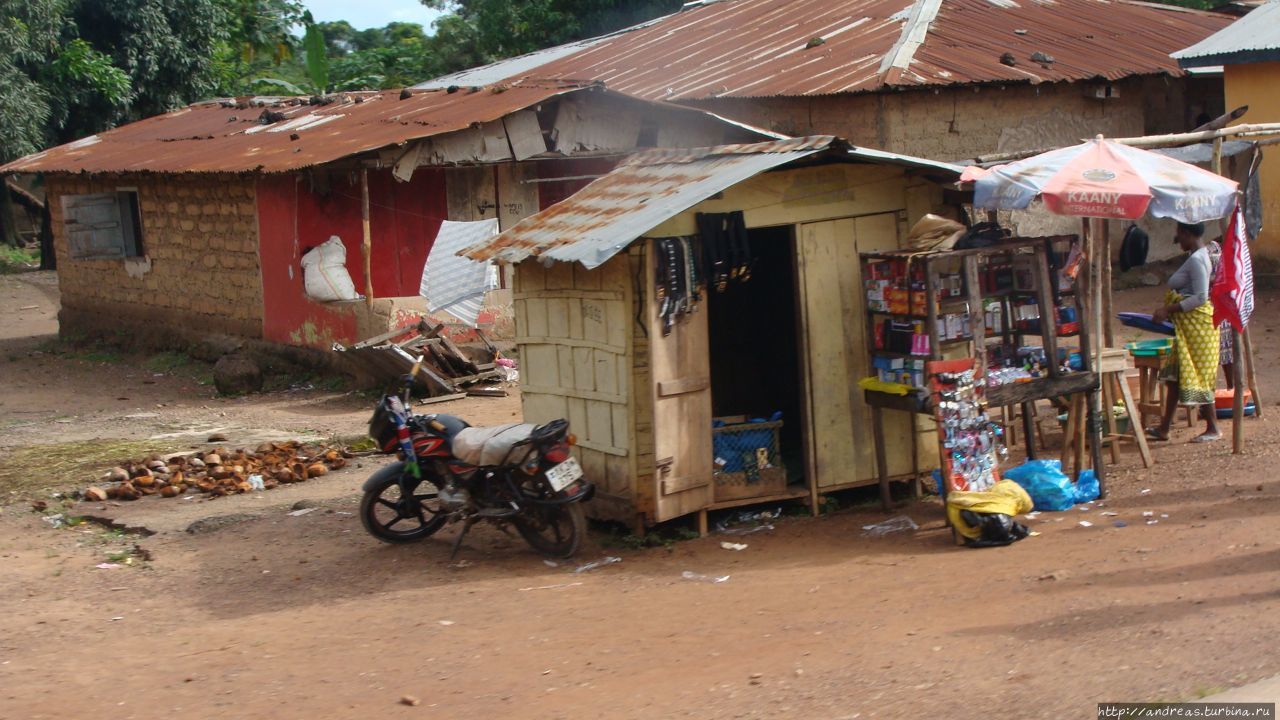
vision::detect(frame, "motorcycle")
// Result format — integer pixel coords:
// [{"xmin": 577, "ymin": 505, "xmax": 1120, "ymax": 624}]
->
[{"xmin": 359, "ymin": 361, "xmax": 594, "ymax": 559}]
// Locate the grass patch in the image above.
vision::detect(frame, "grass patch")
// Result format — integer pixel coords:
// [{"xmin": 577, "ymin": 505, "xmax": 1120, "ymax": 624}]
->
[
  {"xmin": 601, "ymin": 526, "xmax": 700, "ymax": 550},
  {"xmin": 0, "ymin": 245, "xmax": 39, "ymax": 274},
  {"xmin": 0, "ymin": 439, "xmax": 180, "ymax": 504},
  {"xmin": 143, "ymin": 351, "xmax": 191, "ymax": 373}
]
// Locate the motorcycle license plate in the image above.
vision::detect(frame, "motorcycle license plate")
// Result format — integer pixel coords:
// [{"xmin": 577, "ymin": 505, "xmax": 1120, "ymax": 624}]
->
[{"xmin": 545, "ymin": 457, "xmax": 584, "ymax": 492}]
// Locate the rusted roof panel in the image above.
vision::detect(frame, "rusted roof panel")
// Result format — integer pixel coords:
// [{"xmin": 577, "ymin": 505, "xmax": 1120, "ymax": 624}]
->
[
  {"xmin": 894, "ymin": 0, "xmax": 1237, "ymax": 87},
  {"xmin": 464, "ymin": 136, "xmax": 962, "ymax": 269},
  {"xmin": 0, "ymin": 81, "xmax": 597, "ymax": 175},
  {"xmin": 419, "ymin": 0, "xmax": 1230, "ymax": 100}
]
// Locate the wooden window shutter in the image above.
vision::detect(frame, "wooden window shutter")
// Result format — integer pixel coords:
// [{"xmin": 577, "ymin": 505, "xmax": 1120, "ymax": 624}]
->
[{"xmin": 61, "ymin": 193, "xmax": 127, "ymax": 259}]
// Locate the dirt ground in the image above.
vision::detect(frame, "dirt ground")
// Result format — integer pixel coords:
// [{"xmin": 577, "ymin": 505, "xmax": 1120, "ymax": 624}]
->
[{"xmin": 2, "ymin": 270, "xmax": 1280, "ymax": 720}]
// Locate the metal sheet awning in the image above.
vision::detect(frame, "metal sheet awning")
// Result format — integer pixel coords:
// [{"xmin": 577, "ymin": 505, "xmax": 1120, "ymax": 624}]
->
[{"xmin": 464, "ymin": 136, "xmax": 962, "ymax": 269}]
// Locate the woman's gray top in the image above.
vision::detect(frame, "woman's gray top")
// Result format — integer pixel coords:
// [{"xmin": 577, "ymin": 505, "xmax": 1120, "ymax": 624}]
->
[{"xmin": 1168, "ymin": 246, "xmax": 1211, "ymax": 312}]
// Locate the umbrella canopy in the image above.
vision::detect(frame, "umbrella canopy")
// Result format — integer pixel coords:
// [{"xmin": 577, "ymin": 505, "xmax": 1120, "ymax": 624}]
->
[{"xmin": 972, "ymin": 136, "xmax": 1238, "ymax": 223}]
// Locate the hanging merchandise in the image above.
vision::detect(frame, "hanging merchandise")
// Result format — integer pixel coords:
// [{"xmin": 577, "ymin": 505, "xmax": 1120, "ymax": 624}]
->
[
  {"xmin": 696, "ymin": 211, "xmax": 753, "ymax": 292},
  {"xmin": 654, "ymin": 237, "xmax": 702, "ymax": 336},
  {"xmin": 928, "ymin": 358, "xmax": 1007, "ymax": 494}
]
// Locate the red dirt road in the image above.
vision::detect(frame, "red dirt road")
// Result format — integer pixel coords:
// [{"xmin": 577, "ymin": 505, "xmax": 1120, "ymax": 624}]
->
[{"xmin": 1, "ymin": 273, "xmax": 1279, "ymax": 719}]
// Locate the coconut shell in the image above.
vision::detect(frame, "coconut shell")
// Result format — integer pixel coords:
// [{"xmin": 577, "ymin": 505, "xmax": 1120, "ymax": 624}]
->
[
  {"xmin": 306, "ymin": 463, "xmax": 327, "ymax": 478},
  {"xmin": 197, "ymin": 479, "xmax": 215, "ymax": 492},
  {"xmin": 210, "ymin": 466, "xmax": 231, "ymax": 480},
  {"xmin": 188, "ymin": 457, "xmax": 206, "ymax": 470},
  {"xmin": 204, "ymin": 453, "xmax": 222, "ymax": 467},
  {"xmin": 104, "ymin": 467, "xmax": 130, "ymax": 483},
  {"xmin": 235, "ymin": 481, "xmax": 251, "ymax": 493},
  {"xmin": 264, "ymin": 479, "xmax": 279, "ymax": 490},
  {"xmin": 209, "ymin": 486, "xmax": 227, "ymax": 497},
  {"xmin": 138, "ymin": 485, "xmax": 158, "ymax": 496},
  {"xmin": 160, "ymin": 485, "xmax": 180, "ymax": 498},
  {"xmin": 117, "ymin": 483, "xmax": 140, "ymax": 501},
  {"xmin": 134, "ymin": 475, "xmax": 155, "ymax": 488},
  {"xmin": 84, "ymin": 486, "xmax": 109, "ymax": 502},
  {"xmin": 327, "ymin": 458, "xmax": 347, "ymax": 471}
]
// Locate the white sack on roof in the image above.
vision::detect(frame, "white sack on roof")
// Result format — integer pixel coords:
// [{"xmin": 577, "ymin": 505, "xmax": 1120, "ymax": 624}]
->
[{"xmin": 421, "ymin": 219, "xmax": 500, "ymax": 327}]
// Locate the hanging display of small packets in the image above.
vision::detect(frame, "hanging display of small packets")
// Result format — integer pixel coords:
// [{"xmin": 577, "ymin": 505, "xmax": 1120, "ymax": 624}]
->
[{"xmin": 929, "ymin": 363, "xmax": 1007, "ymax": 493}]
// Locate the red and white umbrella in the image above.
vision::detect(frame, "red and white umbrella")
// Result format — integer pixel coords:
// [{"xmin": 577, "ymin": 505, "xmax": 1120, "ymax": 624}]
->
[{"xmin": 972, "ymin": 136, "xmax": 1238, "ymax": 222}]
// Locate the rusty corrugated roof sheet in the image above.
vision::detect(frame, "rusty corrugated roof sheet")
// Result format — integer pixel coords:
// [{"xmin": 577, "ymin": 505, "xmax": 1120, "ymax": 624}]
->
[
  {"xmin": 0, "ymin": 81, "xmax": 604, "ymax": 175},
  {"xmin": 419, "ymin": 0, "xmax": 1230, "ymax": 100},
  {"xmin": 464, "ymin": 136, "xmax": 962, "ymax": 268}
]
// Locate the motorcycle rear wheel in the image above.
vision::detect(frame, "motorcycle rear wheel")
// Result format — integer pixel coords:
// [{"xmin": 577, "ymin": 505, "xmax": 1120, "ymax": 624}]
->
[
  {"xmin": 514, "ymin": 501, "xmax": 586, "ymax": 559},
  {"xmin": 360, "ymin": 473, "xmax": 447, "ymax": 544}
]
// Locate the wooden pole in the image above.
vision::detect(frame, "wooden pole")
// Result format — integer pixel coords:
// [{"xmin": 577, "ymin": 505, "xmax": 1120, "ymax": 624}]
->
[
  {"xmin": 1084, "ymin": 218, "xmax": 1107, "ymax": 495},
  {"xmin": 1101, "ymin": 221, "xmax": 1114, "ymax": 348},
  {"xmin": 360, "ymin": 168, "xmax": 374, "ymax": 308},
  {"xmin": 1243, "ymin": 329, "xmax": 1263, "ymax": 419}
]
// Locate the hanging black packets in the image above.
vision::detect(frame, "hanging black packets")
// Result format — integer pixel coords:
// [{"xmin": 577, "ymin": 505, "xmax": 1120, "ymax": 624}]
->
[
  {"xmin": 697, "ymin": 211, "xmax": 753, "ymax": 292},
  {"xmin": 654, "ymin": 236, "xmax": 702, "ymax": 335}
]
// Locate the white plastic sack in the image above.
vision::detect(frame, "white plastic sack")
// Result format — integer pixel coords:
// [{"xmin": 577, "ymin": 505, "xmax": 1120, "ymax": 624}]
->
[
  {"xmin": 451, "ymin": 423, "xmax": 535, "ymax": 466},
  {"xmin": 301, "ymin": 236, "xmax": 360, "ymax": 302}
]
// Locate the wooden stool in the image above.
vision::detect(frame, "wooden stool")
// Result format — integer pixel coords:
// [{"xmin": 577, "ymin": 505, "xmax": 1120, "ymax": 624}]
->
[{"xmin": 1099, "ymin": 348, "xmax": 1153, "ymax": 469}]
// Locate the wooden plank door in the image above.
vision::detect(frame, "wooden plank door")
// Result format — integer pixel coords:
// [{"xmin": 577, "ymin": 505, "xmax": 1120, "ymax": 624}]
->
[
  {"xmin": 797, "ymin": 214, "xmax": 905, "ymax": 489},
  {"xmin": 797, "ymin": 218, "xmax": 862, "ymax": 489},
  {"xmin": 645, "ymin": 240, "xmax": 714, "ymax": 522}
]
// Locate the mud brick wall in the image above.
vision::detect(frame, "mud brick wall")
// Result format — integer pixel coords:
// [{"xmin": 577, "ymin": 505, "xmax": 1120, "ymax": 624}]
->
[
  {"xmin": 48, "ymin": 174, "xmax": 264, "ymax": 342},
  {"xmin": 685, "ymin": 76, "xmax": 1179, "ymax": 162}
]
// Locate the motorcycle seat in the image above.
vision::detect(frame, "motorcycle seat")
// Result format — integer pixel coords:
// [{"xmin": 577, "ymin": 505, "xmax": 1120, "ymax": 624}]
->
[
  {"xmin": 451, "ymin": 423, "xmax": 537, "ymax": 466},
  {"xmin": 426, "ymin": 413, "xmax": 471, "ymax": 441}
]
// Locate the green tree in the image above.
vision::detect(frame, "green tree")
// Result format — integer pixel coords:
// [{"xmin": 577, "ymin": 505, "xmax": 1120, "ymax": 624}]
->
[
  {"xmin": 1, "ymin": 0, "xmax": 127, "ymax": 250},
  {"xmin": 71, "ymin": 0, "xmax": 227, "ymax": 120},
  {"xmin": 422, "ymin": 0, "xmax": 682, "ymax": 71}
]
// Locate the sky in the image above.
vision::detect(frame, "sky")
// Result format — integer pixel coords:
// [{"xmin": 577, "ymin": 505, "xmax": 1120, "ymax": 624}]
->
[{"xmin": 303, "ymin": 0, "xmax": 443, "ymax": 31}]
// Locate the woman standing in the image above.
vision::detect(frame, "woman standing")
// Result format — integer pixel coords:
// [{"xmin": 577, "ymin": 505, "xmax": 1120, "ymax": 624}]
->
[{"xmin": 1146, "ymin": 222, "xmax": 1221, "ymax": 443}]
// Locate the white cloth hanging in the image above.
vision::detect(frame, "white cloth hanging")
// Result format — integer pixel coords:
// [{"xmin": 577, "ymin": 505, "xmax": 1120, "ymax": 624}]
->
[{"xmin": 420, "ymin": 219, "xmax": 499, "ymax": 327}]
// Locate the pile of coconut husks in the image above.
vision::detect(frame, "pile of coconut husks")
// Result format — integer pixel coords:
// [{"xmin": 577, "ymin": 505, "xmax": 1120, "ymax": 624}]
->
[{"xmin": 83, "ymin": 442, "xmax": 355, "ymax": 502}]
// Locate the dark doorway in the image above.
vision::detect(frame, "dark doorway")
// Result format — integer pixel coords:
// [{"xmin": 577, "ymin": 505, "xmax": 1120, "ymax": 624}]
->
[{"xmin": 705, "ymin": 225, "xmax": 805, "ymax": 481}]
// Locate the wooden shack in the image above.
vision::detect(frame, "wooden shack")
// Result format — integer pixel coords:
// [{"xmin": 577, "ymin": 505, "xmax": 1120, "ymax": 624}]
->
[{"xmin": 466, "ymin": 137, "xmax": 963, "ymax": 529}]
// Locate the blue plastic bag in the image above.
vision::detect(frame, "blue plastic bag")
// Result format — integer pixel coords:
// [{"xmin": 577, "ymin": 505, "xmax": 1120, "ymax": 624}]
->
[
  {"xmin": 1004, "ymin": 459, "xmax": 1075, "ymax": 512},
  {"xmin": 1074, "ymin": 469, "xmax": 1099, "ymax": 504}
]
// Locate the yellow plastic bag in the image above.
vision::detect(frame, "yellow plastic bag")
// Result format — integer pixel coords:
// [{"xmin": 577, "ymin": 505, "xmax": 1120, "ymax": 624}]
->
[{"xmin": 946, "ymin": 480, "xmax": 1033, "ymax": 541}]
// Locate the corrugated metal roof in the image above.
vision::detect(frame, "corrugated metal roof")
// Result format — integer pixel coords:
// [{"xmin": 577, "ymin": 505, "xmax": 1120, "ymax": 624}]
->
[
  {"xmin": 1174, "ymin": 0, "xmax": 1280, "ymax": 67},
  {"xmin": 2, "ymin": 82, "xmax": 617, "ymax": 175},
  {"xmin": 415, "ymin": 0, "xmax": 1230, "ymax": 100},
  {"xmin": 464, "ymin": 136, "xmax": 962, "ymax": 268}
]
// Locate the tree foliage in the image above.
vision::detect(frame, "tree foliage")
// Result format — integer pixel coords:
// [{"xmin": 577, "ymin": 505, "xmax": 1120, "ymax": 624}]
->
[{"xmin": 422, "ymin": 0, "xmax": 683, "ymax": 71}]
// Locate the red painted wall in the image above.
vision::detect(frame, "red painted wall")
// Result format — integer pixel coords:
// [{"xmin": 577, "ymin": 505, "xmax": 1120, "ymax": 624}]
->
[
  {"xmin": 256, "ymin": 168, "xmax": 447, "ymax": 346},
  {"xmin": 536, "ymin": 157, "xmax": 621, "ymax": 210}
]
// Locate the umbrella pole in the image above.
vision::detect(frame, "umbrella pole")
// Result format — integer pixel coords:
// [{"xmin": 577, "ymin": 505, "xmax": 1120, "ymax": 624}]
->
[
  {"xmin": 1084, "ymin": 217, "xmax": 1107, "ymax": 495},
  {"xmin": 361, "ymin": 168, "xmax": 375, "ymax": 309}
]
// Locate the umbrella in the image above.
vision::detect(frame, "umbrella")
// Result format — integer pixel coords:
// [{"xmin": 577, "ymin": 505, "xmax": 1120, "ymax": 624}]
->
[
  {"xmin": 973, "ymin": 135, "xmax": 1238, "ymax": 223},
  {"xmin": 968, "ymin": 135, "xmax": 1240, "ymax": 498}
]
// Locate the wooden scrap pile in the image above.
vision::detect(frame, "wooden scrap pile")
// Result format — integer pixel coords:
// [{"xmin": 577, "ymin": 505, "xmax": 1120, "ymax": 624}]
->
[
  {"xmin": 83, "ymin": 442, "xmax": 354, "ymax": 502},
  {"xmin": 337, "ymin": 318, "xmax": 509, "ymax": 401}
]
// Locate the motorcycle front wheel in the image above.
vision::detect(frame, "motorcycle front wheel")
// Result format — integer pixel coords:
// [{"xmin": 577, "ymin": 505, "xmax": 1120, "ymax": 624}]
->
[
  {"xmin": 360, "ymin": 472, "xmax": 447, "ymax": 544},
  {"xmin": 514, "ymin": 501, "xmax": 586, "ymax": 559}
]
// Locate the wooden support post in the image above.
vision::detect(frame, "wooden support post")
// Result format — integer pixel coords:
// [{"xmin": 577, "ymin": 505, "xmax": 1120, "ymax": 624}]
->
[
  {"xmin": 1243, "ymin": 329, "xmax": 1263, "ymax": 418},
  {"xmin": 871, "ymin": 404, "xmax": 892, "ymax": 512},
  {"xmin": 1233, "ymin": 330, "xmax": 1246, "ymax": 454},
  {"xmin": 963, "ymin": 255, "xmax": 986, "ymax": 374},
  {"xmin": 360, "ymin": 168, "xmax": 374, "ymax": 309},
  {"xmin": 1084, "ymin": 218, "xmax": 1107, "ymax": 496},
  {"xmin": 1032, "ymin": 242, "xmax": 1061, "ymax": 377},
  {"xmin": 1021, "ymin": 401, "xmax": 1037, "ymax": 460},
  {"xmin": 1101, "ymin": 222, "xmax": 1114, "ymax": 348},
  {"xmin": 924, "ymin": 264, "xmax": 943, "ymax": 361}
]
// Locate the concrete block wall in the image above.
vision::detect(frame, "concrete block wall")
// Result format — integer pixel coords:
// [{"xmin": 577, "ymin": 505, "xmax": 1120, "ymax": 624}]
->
[{"xmin": 48, "ymin": 174, "xmax": 264, "ymax": 343}]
